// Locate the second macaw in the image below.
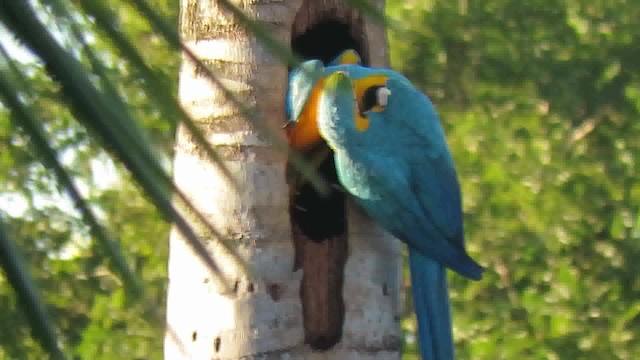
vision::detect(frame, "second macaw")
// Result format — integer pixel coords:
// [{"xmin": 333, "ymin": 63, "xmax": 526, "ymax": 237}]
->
[
  {"xmin": 286, "ymin": 53, "xmax": 483, "ymax": 360},
  {"xmin": 285, "ymin": 50, "xmax": 363, "ymax": 242}
]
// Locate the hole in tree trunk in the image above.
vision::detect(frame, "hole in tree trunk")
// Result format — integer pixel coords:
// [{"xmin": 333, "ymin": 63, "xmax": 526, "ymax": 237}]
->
[
  {"xmin": 267, "ymin": 283, "xmax": 283, "ymax": 302},
  {"xmin": 288, "ymin": 4, "xmax": 369, "ymax": 351},
  {"xmin": 290, "ymin": 19, "xmax": 368, "ymax": 70},
  {"xmin": 288, "ymin": 19, "xmax": 365, "ymax": 246}
]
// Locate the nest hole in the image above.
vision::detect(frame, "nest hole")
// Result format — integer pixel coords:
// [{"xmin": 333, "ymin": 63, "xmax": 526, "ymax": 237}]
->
[
  {"xmin": 286, "ymin": 16, "xmax": 368, "ymax": 352},
  {"xmin": 291, "ymin": 19, "xmax": 368, "ymax": 67},
  {"xmin": 289, "ymin": 19, "xmax": 368, "ymax": 243}
]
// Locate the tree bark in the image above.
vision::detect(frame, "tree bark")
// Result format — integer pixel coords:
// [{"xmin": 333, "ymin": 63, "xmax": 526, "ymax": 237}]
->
[{"xmin": 164, "ymin": 1, "xmax": 401, "ymax": 359}]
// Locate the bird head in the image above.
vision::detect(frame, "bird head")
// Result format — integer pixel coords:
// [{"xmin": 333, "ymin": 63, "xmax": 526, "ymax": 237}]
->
[
  {"xmin": 285, "ymin": 59, "xmax": 324, "ymax": 124},
  {"xmin": 285, "ymin": 49, "xmax": 366, "ymax": 151},
  {"xmin": 317, "ymin": 69, "xmax": 392, "ymax": 151}
]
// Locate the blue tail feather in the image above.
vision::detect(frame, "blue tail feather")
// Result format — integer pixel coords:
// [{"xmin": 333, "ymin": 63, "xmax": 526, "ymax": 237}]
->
[{"xmin": 409, "ymin": 249, "xmax": 454, "ymax": 360}]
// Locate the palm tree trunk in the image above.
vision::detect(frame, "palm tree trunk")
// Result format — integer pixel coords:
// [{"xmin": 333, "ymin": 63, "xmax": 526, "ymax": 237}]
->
[{"xmin": 164, "ymin": 1, "xmax": 401, "ymax": 359}]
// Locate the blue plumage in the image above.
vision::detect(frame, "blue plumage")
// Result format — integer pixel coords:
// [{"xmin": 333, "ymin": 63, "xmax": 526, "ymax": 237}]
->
[
  {"xmin": 286, "ymin": 57, "xmax": 483, "ymax": 359},
  {"xmin": 285, "ymin": 50, "xmax": 362, "ymax": 124},
  {"xmin": 409, "ymin": 250, "xmax": 454, "ymax": 360},
  {"xmin": 317, "ymin": 70, "xmax": 482, "ymax": 278}
]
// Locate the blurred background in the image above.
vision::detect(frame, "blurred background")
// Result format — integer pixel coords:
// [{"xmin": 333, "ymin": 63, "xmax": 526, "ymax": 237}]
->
[{"xmin": 1, "ymin": 0, "xmax": 639, "ymax": 359}]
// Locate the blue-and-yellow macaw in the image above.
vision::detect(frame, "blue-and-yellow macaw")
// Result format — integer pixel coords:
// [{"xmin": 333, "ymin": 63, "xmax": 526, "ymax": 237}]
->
[
  {"xmin": 286, "ymin": 52, "xmax": 483, "ymax": 360},
  {"xmin": 286, "ymin": 49, "xmax": 361, "ymax": 150},
  {"xmin": 285, "ymin": 50, "xmax": 363, "ymax": 242}
]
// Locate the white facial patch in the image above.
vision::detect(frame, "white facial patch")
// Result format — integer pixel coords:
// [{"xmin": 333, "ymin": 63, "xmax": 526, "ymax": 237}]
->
[{"xmin": 376, "ymin": 87, "xmax": 391, "ymax": 107}]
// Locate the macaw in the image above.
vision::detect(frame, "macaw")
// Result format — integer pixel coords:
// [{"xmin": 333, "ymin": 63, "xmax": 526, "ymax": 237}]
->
[
  {"xmin": 286, "ymin": 49, "xmax": 362, "ymax": 150},
  {"xmin": 286, "ymin": 55, "xmax": 483, "ymax": 359},
  {"xmin": 285, "ymin": 50, "xmax": 363, "ymax": 242}
]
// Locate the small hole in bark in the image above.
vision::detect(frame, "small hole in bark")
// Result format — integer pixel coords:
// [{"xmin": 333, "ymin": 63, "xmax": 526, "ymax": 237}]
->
[
  {"xmin": 382, "ymin": 283, "xmax": 389, "ymax": 296},
  {"xmin": 233, "ymin": 280, "xmax": 239, "ymax": 293},
  {"xmin": 191, "ymin": 331, "xmax": 197, "ymax": 342},
  {"xmin": 267, "ymin": 283, "xmax": 282, "ymax": 302},
  {"xmin": 213, "ymin": 337, "xmax": 221, "ymax": 352},
  {"xmin": 247, "ymin": 283, "xmax": 255, "ymax": 293}
]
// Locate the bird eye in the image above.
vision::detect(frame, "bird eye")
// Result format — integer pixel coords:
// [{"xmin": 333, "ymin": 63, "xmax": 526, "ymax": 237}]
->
[
  {"xmin": 360, "ymin": 85, "xmax": 384, "ymax": 115},
  {"xmin": 360, "ymin": 85, "xmax": 391, "ymax": 117}
]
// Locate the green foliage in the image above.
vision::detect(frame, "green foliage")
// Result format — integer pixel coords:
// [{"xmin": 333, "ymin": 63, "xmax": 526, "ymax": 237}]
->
[
  {"xmin": 0, "ymin": 0, "xmax": 176, "ymax": 358},
  {"xmin": 387, "ymin": 0, "xmax": 640, "ymax": 358}
]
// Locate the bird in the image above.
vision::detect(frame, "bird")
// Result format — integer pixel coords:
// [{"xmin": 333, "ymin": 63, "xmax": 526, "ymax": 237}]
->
[
  {"xmin": 285, "ymin": 49, "xmax": 362, "ymax": 151},
  {"xmin": 285, "ymin": 56, "xmax": 484, "ymax": 359},
  {"xmin": 284, "ymin": 50, "xmax": 363, "ymax": 242}
]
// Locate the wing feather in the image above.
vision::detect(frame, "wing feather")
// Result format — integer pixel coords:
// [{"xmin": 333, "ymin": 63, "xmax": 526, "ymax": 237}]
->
[{"xmin": 384, "ymin": 78, "xmax": 464, "ymax": 246}]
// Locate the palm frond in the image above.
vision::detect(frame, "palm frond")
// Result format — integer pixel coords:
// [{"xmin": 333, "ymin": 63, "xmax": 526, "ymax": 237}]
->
[
  {"xmin": 127, "ymin": 0, "xmax": 330, "ymax": 195},
  {"xmin": 0, "ymin": 1, "xmax": 236, "ymax": 290},
  {"xmin": 0, "ymin": 57, "xmax": 143, "ymax": 299},
  {"xmin": 74, "ymin": 0, "xmax": 237, "ymax": 187},
  {"xmin": 0, "ymin": 218, "xmax": 67, "ymax": 360}
]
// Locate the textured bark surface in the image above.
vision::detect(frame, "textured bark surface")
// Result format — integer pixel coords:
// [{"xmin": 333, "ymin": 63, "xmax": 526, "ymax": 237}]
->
[{"xmin": 164, "ymin": 1, "xmax": 401, "ymax": 359}]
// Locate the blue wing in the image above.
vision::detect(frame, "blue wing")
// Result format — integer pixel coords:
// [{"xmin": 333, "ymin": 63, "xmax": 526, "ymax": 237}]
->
[
  {"xmin": 317, "ymin": 69, "xmax": 482, "ymax": 277},
  {"xmin": 334, "ymin": 150, "xmax": 483, "ymax": 279},
  {"xmin": 384, "ymin": 77, "xmax": 466, "ymax": 248}
]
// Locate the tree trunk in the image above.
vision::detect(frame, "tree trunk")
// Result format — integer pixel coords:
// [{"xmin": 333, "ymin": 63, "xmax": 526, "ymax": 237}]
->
[{"xmin": 164, "ymin": 1, "xmax": 401, "ymax": 359}]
